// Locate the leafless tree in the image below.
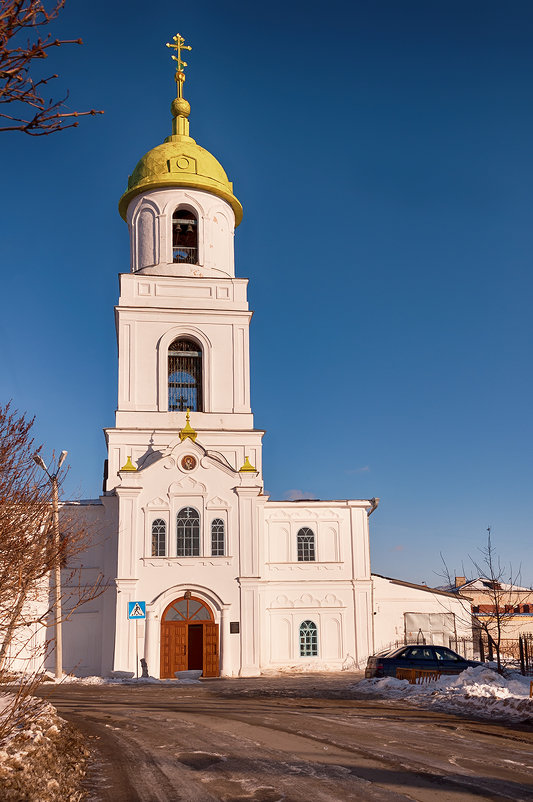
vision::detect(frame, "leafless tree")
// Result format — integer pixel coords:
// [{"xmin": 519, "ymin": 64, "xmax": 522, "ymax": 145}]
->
[
  {"xmin": 0, "ymin": 403, "xmax": 107, "ymax": 742},
  {"xmin": 0, "ymin": 0, "xmax": 103, "ymax": 135},
  {"xmin": 0, "ymin": 403, "xmax": 54, "ymax": 670},
  {"xmin": 439, "ymin": 529, "xmax": 532, "ymax": 674}
]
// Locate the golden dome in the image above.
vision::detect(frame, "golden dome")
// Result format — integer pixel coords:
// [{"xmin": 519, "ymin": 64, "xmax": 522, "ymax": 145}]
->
[
  {"xmin": 119, "ymin": 34, "xmax": 242, "ymax": 224},
  {"xmin": 118, "ymin": 130, "xmax": 243, "ymax": 225}
]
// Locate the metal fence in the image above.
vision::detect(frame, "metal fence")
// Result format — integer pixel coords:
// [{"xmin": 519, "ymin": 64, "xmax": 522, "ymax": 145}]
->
[
  {"xmin": 173, "ymin": 246, "xmax": 198, "ymax": 264},
  {"xmin": 378, "ymin": 633, "xmax": 533, "ymax": 675}
]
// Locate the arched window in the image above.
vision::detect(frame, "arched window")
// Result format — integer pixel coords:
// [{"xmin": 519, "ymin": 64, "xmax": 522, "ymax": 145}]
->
[
  {"xmin": 168, "ymin": 338, "xmax": 203, "ymax": 411},
  {"xmin": 172, "ymin": 209, "xmax": 198, "ymax": 264},
  {"xmin": 177, "ymin": 507, "xmax": 200, "ymax": 556},
  {"xmin": 151, "ymin": 518, "xmax": 166, "ymax": 557},
  {"xmin": 299, "ymin": 620, "xmax": 318, "ymax": 657},
  {"xmin": 162, "ymin": 596, "xmax": 214, "ymax": 622},
  {"xmin": 297, "ymin": 527, "xmax": 315, "ymax": 562},
  {"xmin": 211, "ymin": 518, "xmax": 225, "ymax": 556}
]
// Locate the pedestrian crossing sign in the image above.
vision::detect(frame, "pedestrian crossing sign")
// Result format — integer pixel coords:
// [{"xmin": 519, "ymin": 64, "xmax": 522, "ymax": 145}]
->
[{"xmin": 128, "ymin": 601, "xmax": 146, "ymax": 619}]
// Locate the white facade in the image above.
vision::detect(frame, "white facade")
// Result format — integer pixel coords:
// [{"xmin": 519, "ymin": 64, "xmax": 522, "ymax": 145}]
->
[
  {"xmin": 57, "ymin": 171, "xmax": 378, "ymax": 678},
  {"xmin": 372, "ymin": 574, "xmax": 473, "ymax": 656},
  {"xmin": 55, "ymin": 86, "xmax": 472, "ymax": 679}
]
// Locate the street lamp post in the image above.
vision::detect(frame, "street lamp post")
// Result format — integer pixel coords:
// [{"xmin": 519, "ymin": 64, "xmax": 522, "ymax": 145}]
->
[{"xmin": 33, "ymin": 450, "xmax": 67, "ymax": 680}]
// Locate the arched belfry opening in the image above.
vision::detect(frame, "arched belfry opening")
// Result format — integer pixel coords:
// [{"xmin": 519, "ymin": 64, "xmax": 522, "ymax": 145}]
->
[
  {"xmin": 168, "ymin": 338, "xmax": 203, "ymax": 411},
  {"xmin": 172, "ymin": 209, "xmax": 198, "ymax": 264},
  {"xmin": 160, "ymin": 596, "xmax": 219, "ymax": 678}
]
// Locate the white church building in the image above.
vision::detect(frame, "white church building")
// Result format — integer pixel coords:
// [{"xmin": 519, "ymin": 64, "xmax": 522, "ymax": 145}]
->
[{"xmin": 58, "ymin": 38, "xmax": 471, "ymax": 679}]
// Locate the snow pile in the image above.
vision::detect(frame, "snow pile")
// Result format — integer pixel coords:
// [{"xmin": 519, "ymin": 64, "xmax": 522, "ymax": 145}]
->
[
  {"xmin": 355, "ymin": 666, "xmax": 533, "ymax": 721},
  {"xmin": 0, "ymin": 694, "xmax": 88, "ymax": 801},
  {"xmin": 58, "ymin": 674, "xmax": 108, "ymax": 685},
  {"xmin": 58, "ymin": 674, "xmax": 188, "ymax": 685},
  {"xmin": 262, "ymin": 662, "xmax": 342, "ymax": 675}
]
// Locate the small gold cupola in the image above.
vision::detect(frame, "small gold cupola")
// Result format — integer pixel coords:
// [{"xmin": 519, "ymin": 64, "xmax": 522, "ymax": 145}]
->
[
  {"xmin": 179, "ymin": 409, "xmax": 197, "ymax": 443},
  {"xmin": 118, "ymin": 33, "xmax": 243, "ymax": 224}
]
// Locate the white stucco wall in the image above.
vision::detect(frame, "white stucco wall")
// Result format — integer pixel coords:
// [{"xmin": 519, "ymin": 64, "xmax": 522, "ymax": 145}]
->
[
  {"xmin": 58, "ymin": 499, "xmax": 118, "ymax": 677},
  {"xmin": 372, "ymin": 574, "xmax": 473, "ymax": 655},
  {"xmin": 128, "ymin": 188, "xmax": 236, "ymax": 277}
]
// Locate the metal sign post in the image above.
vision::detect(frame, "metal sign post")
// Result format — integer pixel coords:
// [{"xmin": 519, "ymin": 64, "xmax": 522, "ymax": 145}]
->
[{"xmin": 128, "ymin": 602, "xmax": 146, "ymax": 679}]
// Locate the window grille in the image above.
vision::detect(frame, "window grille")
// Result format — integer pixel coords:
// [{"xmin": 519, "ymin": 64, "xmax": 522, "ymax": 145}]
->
[
  {"xmin": 176, "ymin": 506, "xmax": 200, "ymax": 557},
  {"xmin": 211, "ymin": 518, "xmax": 225, "ymax": 556},
  {"xmin": 163, "ymin": 596, "xmax": 213, "ymax": 622},
  {"xmin": 299, "ymin": 620, "xmax": 318, "ymax": 657},
  {"xmin": 168, "ymin": 338, "xmax": 203, "ymax": 411},
  {"xmin": 297, "ymin": 527, "xmax": 316, "ymax": 562},
  {"xmin": 151, "ymin": 518, "xmax": 166, "ymax": 557},
  {"xmin": 172, "ymin": 209, "xmax": 198, "ymax": 264}
]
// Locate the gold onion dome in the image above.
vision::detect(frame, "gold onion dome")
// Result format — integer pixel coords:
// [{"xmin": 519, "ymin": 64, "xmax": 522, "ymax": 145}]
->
[{"xmin": 119, "ymin": 34, "xmax": 242, "ymax": 225}]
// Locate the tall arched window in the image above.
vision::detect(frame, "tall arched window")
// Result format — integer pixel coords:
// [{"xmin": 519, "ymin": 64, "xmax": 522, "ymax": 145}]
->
[
  {"xmin": 151, "ymin": 518, "xmax": 166, "ymax": 557},
  {"xmin": 297, "ymin": 527, "xmax": 315, "ymax": 562},
  {"xmin": 211, "ymin": 518, "xmax": 225, "ymax": 556},
  {"xmin": 172, "ymin": 209, "xmax": 198, "ymax": 264},
  {"xmin": 168, "ymin": 338, "xmax": 203, "ymax": 411},
  {"xmin": 299, "ymin": 620, "xmax": 318, "ymax": 657},
  {"xmin": 177, "ymin": 507, "xmax": 200, "ymax": 556}
]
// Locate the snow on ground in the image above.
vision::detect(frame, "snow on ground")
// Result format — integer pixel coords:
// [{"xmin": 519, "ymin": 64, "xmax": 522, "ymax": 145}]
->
[
  {"xmin": 0, "ymin": 693, "xmax": 88, "ymax": 801},
  {"xmin": 45, "ymin": 665, "xmax": 533, "ymax": 723},
  {"xmin": 355, "ymin": 665, "xmax": 533, "ymax": 722},
  {"xmin": 57, "ymin": 674, "xmax": 200, "ymax": 685}
]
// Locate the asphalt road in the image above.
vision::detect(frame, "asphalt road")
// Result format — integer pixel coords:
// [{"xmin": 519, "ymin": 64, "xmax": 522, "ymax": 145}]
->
[{"xmin": 41, "ymin": 674, "xmax": 533, "ymax": 802}]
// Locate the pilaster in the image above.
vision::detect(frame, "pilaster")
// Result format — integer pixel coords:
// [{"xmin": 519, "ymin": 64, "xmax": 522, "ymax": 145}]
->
[
  {"xmin": 113, "ymin": 578, "xmax": 138, "ymax": 673},
  {"xmin": 238, "ymin": 579, "xmax": 261, "ymax": 677},
  {"xmin": 234, "ymin": 482, "xmax": 263, "ymax": 578},
  {"xmin": 219, "ymin": 603, "xmax": 232, "ymax": 677},
  {"xmin": 144, "ymin": 607, "xmax": 160, "ymax": 678},
  {"xmin": 115, "ymin": 478, "xmax": 142, "ymax": 578}
]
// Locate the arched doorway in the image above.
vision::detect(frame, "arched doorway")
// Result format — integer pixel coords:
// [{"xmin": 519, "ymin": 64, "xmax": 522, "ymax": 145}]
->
[{"xmin": 160, "ymin": 596, "xmax": 219, "ymax": 678}]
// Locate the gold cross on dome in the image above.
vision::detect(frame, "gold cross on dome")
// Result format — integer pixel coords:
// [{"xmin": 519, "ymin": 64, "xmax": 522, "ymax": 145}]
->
[{"xmin": 166, "ymin": 33, "xmax": 192, "ymax": 74}]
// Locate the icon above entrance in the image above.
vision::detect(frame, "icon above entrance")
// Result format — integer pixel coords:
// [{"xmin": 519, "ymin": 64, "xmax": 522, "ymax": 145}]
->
[{"xmin": 160, "ymin": 596, "xmax": 219, "ymax": 678}]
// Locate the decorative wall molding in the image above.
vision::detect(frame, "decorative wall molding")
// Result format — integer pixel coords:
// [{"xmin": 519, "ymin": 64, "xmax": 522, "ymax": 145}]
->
[
  {"xmin": 168, "ymin": 476, "xmax": 207, "ymax": 495},
  {"xmin": 270, "ymin": 592, "xmax": 344, "ymax": 609},
  {"xmin": 206, "ymin": 495, "xmax": 229, "ymax": 509},
  {"xmin": 146, "ymin": 496, "xmax": 167, "ymax": 508}
]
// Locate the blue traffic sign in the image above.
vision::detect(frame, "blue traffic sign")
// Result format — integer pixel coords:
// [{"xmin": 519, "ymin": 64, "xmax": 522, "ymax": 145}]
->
[{"xmin": 128, "ymin": 601, "xmax": 146, "ymax": 619}]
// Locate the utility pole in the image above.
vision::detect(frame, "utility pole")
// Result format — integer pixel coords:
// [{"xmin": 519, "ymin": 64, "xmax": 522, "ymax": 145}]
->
[
  {"xmin": 51, "ymin": 472, "xmax": 63, "ymax": 680},
  {"xmin": 33, "ymin": 450, "xmax": 67, "ymax": 680}
]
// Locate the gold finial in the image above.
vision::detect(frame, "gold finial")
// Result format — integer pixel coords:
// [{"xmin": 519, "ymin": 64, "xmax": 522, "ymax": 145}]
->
[
  {"xmin": 239, "ymin": 456, "xmax": 257, "ymax": 472},
  {"xmin": 166, "ymin": 33, "xmax": 192, "ymax": 98},
  {"xmin": 179, "ymin": 408, "xmax": 197, "ymax": 442},
  {"xmin": 166, "ymin": 33, "xmax": 192, "ymax": 137},
  {"xmin": 120, "ymin": 456, "xmax": 137, "ymax": 472}
]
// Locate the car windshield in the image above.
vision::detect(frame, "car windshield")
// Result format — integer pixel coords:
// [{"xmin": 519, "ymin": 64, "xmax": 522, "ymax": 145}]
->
[{"xmin": 380, "ymin": 647, "xmax": 407, "ymax": 658}]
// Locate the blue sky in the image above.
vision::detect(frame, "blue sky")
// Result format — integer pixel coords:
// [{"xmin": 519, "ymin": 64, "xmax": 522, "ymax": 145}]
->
[{"xmin": 1, "ymin": 1, "xmax": 532, "ymax": 586}]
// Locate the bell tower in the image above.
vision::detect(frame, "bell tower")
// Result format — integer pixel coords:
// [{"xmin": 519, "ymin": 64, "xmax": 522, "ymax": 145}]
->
[
  {"xmin": 104, "ymin": 34, "xmax": 262, "ymax": 487},
  {"xmin": 62, "ymin": 34, "xmax": 376, "ymax": 682}
]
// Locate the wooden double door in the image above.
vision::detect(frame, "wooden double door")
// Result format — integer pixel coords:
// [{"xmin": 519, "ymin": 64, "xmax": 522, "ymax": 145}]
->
[{"xmin": 160, "ymin": 596, "xmax": 219, "ymax": 678}]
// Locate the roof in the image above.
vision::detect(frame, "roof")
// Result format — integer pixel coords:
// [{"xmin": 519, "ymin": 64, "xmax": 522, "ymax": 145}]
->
[
  {"xmin": 372, "ymin": 573, "xmax": 472, "ymax": 600},
  {"xmin": 118, "ymin": 71, "xmax": 242, "ymax": 223},
  {"xmin": 440, "ymin": 577, "xmax": 532, "ymax": 593},
  {"xmin": 63, "ymin": 499, "xmax": 103, "ymax": 506}
]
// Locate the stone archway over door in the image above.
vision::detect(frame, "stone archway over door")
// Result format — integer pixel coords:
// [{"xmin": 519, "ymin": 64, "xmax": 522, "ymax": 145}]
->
[{"xmin": 160, "ymin": 596, "xmax": 219, "ymax": 678}]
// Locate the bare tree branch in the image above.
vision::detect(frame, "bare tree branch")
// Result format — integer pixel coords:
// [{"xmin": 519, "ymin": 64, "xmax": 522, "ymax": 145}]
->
[
  {"xmin": 0, "ymin": 0, "xmax": 103, "ymax": 135},
  {"xmin": 437, "ymin": 530, "xmax": 533, "ymax": 674},
  {"xmin": 0, "ymin": 403, "xmax": 109, "ymax": 742}
]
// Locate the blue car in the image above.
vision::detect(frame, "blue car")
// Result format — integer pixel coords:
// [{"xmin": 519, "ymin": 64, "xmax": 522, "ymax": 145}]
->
[{"xmin": 365, "ymin": 644, "xmax": 481, "ymax": 678}]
